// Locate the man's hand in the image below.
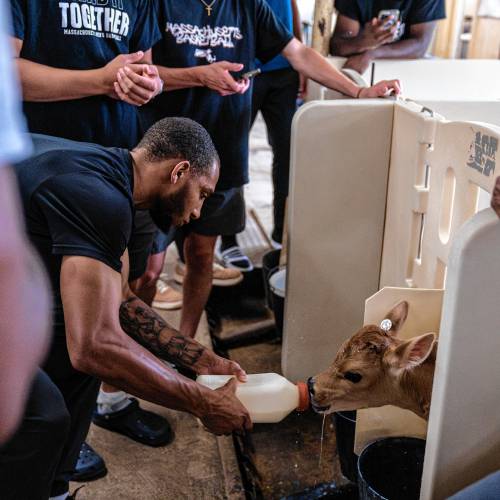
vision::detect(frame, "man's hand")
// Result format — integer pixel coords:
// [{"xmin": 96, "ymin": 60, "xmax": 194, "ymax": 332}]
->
[
  {"xmin": 114, "ymin": 64, "xmax": 163, "ymax": 106},
  {"xmin": 99, "ymin": 51, "xmax": 146, "ymax": 97},
  {"xmin": 344, "ymin": 50, "xmax": 374, "ymax": 75},
  {"xmin": 359, "ymin": 17, "xmax": 400, "ymax": 51},
  {"xmin": 359, "ymin": 79, "xmax": 402, "ymax": 98},
  {"xmin": 196, "ymin": 61, "xmax": 250, "ymax": 96},
  {"xmin": 197, "ymin": 351, "xmax": 247, "ymax": 382},
  {"xmin": 492, "ymin": 176, "xmax": 500, "ymax": 218},
  {"xmin": 200, "ymin": 378, "xmax": 252, "ymax": 435}
]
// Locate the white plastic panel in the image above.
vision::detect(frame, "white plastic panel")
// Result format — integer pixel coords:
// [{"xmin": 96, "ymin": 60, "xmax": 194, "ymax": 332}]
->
[
  {"xmin": 381, "ymin": 104, "xmax": 499, "ymax": 290},
  {"xmin": 282, "ymin": 100, "xmax": 394, "ymax": 382},
  {"xmin": 421, "ymin": 209, "xmax": 500, "ymax": 499}
]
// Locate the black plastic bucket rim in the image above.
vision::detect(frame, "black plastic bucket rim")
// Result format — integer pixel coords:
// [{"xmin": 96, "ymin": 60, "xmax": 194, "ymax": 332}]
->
[
  {"xmin": 357, "ymin": 436, "xmax": 426, "ymax": 500},
  {"xmin": 335, "ymin": 410, "xmax": 357, "ymax": 423},
  {"xmin": 261, "ymin": 249, "xmax": 283, "ymax": 309},
  {"xmin": 333, "ymin": 411, "xmax": 358, "ymax": 483}
]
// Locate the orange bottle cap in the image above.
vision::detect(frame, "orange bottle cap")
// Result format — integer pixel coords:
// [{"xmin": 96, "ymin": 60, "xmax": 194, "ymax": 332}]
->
[{"xmin": 296, "ymin": 381, "xmax": 310, "ymax": 412}]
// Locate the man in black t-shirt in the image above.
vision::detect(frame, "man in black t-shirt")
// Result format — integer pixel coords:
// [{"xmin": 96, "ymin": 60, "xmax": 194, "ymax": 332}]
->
[
  {"xmin": 330, "ymin": 0, "xmax": 446, "ymax": 74},
  {"xmin": 0, "ymin": 119, "xmax": 251, "ymax": 500},
  {"xmin": 117, "ymin": 0, "xmax": 401, "ymax": 340}
]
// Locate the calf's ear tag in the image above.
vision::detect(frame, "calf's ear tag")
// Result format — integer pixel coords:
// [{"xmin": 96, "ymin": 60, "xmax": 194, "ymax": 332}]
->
[{"xmin": 380, "ymin": 319, "xmax": 393, "ymax": 332}]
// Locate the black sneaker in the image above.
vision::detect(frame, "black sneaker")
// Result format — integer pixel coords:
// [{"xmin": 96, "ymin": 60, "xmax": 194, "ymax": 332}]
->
[
  {"xmin": 70, "ymin": 443, "xmax": 107, "ymax": 482},
  {"xmin": 92, "ymin": 398, "xmax": 174, "ymax": 447}
]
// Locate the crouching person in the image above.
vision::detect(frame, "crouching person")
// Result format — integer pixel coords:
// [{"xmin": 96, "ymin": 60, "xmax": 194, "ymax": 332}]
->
[{"xmin": 0, "ymin": 118, "xmax": 251, "ymax": 500}]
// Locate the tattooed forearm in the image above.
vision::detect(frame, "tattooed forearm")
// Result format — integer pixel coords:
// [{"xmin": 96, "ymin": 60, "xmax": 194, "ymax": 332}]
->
[{"xmin": 119, "ymin": 297, "xmax": 205, "ymax": 368}]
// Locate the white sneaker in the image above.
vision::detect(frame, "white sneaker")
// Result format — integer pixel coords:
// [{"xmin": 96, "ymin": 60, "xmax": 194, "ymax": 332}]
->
[{"xmin": 216, "ymin": 245, "xmax": 254, "ymax": 272}]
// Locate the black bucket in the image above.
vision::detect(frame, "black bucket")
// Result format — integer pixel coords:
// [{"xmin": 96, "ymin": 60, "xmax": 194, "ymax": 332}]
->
[
  {"xmin": 261, "ymin": 249, "xmax": 281, "ymax": 309},
  {"xmin": 332, "ymin": 411, "xmax": 358, "ymax": 483},
  {"xmin": 357, "ymin": 437, "xmax": 426, "ymax": 500}
]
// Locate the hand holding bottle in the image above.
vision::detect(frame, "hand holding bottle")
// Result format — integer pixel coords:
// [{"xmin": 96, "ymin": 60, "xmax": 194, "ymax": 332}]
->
[{"xmin": 200, "ymin": 378, "xmax": 253, "ymax": 435}]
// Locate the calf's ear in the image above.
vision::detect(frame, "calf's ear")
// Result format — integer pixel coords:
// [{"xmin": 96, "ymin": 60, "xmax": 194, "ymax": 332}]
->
[
  {"xmin": 384, "ymin": 301, "xmax": 409, "ymax": 336},
  {"xmin": 389, "ymin": 332, "xmax": 437, "ymax": 369}
]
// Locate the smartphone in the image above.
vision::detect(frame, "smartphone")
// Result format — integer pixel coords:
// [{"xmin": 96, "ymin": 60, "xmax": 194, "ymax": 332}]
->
[
  {"xmin": 240, "ymin": 68, "xmax": 261, "ymax": 80},
  {"xmin": 377, "ymin": 9, "xmax": 400, "ymax": 28}
]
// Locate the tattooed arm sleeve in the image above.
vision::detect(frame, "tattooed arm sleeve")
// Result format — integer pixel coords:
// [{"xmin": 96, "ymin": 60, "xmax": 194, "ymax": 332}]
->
[{"xmin": 119, "ymin": 296, "xmax": 206, "ymax": 369}]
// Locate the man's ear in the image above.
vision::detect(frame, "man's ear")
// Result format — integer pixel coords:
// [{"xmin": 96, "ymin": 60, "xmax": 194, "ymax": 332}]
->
[
  {"xmin": 388, "ymin": 333, "xmax": 437, "ymax": 370},
  {"xmin": 383, "ymin": 301, "xmax": 409, "ymax": 336},
  {"xmin": 170, "ymin": 160, "xmax": 191, "ymax": 184}
]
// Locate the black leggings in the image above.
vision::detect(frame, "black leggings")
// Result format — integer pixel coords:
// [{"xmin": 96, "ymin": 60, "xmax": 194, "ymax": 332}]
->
[
  {"xmin": 250, "ymin": 67, "xmax": 299, "ymax": 243},
  {"xmin": 0, "ymin": 337, "xmax": 100, "ymax": 499}
]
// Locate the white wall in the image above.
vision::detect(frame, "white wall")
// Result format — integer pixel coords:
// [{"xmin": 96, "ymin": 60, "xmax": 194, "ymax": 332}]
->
[{"xmin": 297, "ymin": 0, "xmax": 315, "ymax": 24}]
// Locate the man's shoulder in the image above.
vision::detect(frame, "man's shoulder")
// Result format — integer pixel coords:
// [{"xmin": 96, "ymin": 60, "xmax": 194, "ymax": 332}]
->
[
  {"xmin": 40, "ymin": 168, "xmax": 132, "ymax": 211},
  {"xmin": 33, "ymin": 169, "xmax": 134, "ymax": 247},
  {"xmin": 18, "ymin": 138, "xmax": 133, "ymax": 217}
]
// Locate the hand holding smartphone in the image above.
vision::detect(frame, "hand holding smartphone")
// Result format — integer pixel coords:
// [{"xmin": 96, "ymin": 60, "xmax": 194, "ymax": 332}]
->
[
  {"xmin": 239, "ymin": 68, "xmax": 261, "ymax": 81},
  {"xmin": 377, "ymin": 9, "xmax": 400, "ymax": 28}
]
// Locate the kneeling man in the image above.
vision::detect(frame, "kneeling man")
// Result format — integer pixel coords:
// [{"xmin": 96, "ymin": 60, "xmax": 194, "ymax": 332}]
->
[{"xmin": 0, "ymin": 118, "xmax": 250, "ymax": 500}]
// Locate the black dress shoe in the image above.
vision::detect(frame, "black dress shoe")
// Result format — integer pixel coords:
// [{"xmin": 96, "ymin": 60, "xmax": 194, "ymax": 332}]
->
[
  {"xmin": 70, "ymin": 443, "xmax": 107, "ymax": 482},
  {"xmin": 92, "ymin": 398, "xmax": 174, "ymax": 447}
]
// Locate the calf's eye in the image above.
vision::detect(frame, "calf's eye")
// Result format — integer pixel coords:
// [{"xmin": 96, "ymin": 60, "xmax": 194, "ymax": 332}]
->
[{"xmin": 344, "ymin": 371, "xmax": 362, "ymax": 383}]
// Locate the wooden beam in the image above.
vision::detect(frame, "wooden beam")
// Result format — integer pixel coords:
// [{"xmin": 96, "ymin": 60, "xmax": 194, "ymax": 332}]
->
[
  {"xmin": 468, "ymin": 16, "xmax": 500, "ymax": 58},
  {"xmin": 432, "ymin": 0, "xmax": 466, "ymax": 58},
  {"xmin": 312, "ymin": 0, "xmax": 335, "ymax": 56}
]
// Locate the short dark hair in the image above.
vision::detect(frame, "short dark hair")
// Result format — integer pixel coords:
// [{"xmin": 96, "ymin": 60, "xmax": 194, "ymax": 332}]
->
[{"xmin": 137, "ymin": 117, "xmax": 219, "ymax": 177}]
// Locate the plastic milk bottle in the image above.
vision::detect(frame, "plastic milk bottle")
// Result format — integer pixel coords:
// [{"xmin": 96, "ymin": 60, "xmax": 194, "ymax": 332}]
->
[{"xmin": 196, "ymin": 373, "xmax": 310, "ymax": 423}]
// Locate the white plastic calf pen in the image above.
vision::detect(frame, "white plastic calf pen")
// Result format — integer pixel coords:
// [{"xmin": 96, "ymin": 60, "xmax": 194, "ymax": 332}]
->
[{"xmin": 282, "ymin": 99, "xmax": 500, "ymax": 498}]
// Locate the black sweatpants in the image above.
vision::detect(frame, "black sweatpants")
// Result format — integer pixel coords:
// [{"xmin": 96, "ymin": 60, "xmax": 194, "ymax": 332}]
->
[
  {"xmin": 0, "ymin": 337, "xmax": 100, "ymax": 499},
  {"xmin": 250, "ymin": 67, "xmax": 299, "ymax": 243}
]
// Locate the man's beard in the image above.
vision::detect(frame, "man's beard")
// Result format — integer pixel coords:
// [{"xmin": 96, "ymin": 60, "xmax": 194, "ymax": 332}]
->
[{"xmin": 149, "ymin": 187, "xmax": 188, "ymax": 232}]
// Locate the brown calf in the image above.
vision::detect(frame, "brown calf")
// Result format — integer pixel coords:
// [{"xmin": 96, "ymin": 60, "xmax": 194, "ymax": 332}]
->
[{"xmin": 308, "ymin": 301, "xmax": 437, "ymax": 420}]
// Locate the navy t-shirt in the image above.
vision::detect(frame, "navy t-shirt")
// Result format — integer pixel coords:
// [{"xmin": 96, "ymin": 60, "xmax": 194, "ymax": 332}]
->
[
  {"xmin": 10, "ymin": 0, "xmax": 161, "ymax": 148},
  {"xmin": 14, "ymin": 134, "xmax": 135, "ymax": 337},
  {"xmin": 335, "ymin": 0, "xmax": 445, "ymax": 41},
  {"xmin": 144, "ymin": 0, "xmax": 293, "ymax": 189},
  {"xmin": 256, "ymin": 0, "xmax": 294, "ymax": 73}
]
